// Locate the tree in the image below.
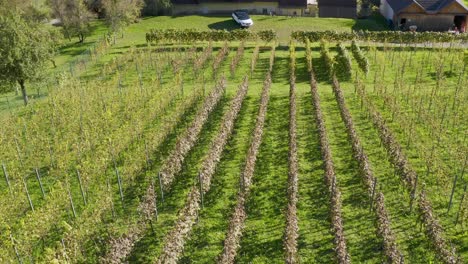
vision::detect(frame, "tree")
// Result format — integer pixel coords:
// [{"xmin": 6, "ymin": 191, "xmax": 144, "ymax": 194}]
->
[
  {"xmin": 143, "ymin": 0, "xmax": 171, "ymax": 16},
  {"xmin": 0, "ymin": 0, "xmax": 50, "ymax": 23},
  {"xmin": 0, "ymin": 11, "xmax": 55, "ymax": 105},
  {"xmin": 49, "ymin": 0, "xmax": 94, "ymax": 43},
  {"xmin": 102, "ymin": 0, "xmax": 145, "ymax": 34}
]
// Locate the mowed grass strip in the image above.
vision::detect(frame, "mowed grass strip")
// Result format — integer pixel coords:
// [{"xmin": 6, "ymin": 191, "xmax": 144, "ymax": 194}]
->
[
  {"xmin": 180, "ymin": 47, "xmax": 271, "ymax": 262},
  {"xmin": 295, "ymin": 50, "xmax": 335, "ymax": 263},
  {"xmin": 316, "ymin": 80, "xmax": 382, "ymax": 262},
  {"xmin": 236, "ymin": 49, "xmax": 290, "ymax": 263}
]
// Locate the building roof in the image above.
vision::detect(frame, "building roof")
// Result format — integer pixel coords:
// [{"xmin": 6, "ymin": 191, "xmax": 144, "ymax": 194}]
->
[
  {"xmin": 318, "ymin": 0, "xmax": 357, "ymax": 8},
  {"xmin": 386, "ymin": 0, "xmax": 467, "ymax": 13},
  {"xmin": 171, "ymin": 0, "xmax": 306, "ymax": 6}
]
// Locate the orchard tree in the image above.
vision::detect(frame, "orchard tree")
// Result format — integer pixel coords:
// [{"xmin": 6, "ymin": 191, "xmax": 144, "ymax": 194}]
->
[
  {"xmin": 0, "ymin": 0, "xmax": 50, "ymax": 22},
  {"xmin": 49, "ymin": 0, "xmax": 94, "ymax": 43},
  {"xmin": 0, "ymin": 11, "xmax": 55, "ymax": 105},
  {"xmin": 102, "ymin": 0, "xmax": 145, "ymax": 34}
]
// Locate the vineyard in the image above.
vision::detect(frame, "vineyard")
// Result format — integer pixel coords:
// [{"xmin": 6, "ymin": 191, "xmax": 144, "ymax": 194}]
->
[{"xmin": 0, "ymin": 31, "xmax": 467, "ymax": 263}]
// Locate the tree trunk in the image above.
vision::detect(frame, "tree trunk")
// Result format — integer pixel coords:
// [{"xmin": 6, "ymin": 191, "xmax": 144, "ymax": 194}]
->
[
  {"xmin": 18, "ymin": 80, "xmax": 28, "ymax": 106},
  {"xmin": 78, "ymin": 33, "xmax": 85, "ymax": 43}
]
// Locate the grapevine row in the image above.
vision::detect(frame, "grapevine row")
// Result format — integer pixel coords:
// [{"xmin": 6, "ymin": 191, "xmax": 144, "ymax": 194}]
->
[
  {"xmin": 350, "ymin": 41, "xmax": 369, "ymax": 75},
  {"xmin": 309, "ymin": 53, "xmax": 351, "ymax": 263},
  {"xmin": 62, "ymin": 82, "xmax": 203, "ymax": 262},
  {"xmin": 194, "ymin": 42, "xmax": 213, "ymax": 73},
  {"xmin": 218, "ymin": 74, "xmax": 272, "ymax": 263},
  {"xmin": 292, "ymin": 30, "xmax": 468, "ymax": 43},
  {"xmin": 146, "ymin": 29, "xmax": 276, "ymax": 43},
  {"xmin": 101, "ymin": 78, "xmax": 227, "ymax": 263},
  {"xmin": 156, "ymin": 77, "xmax": 250, "ymax": 263},
  {"xmin": 334, "ymin": 43, "xmax": 352, "ymax": 80},
  {"xmin": 212, "ymin": 42, "xmax": 229, "ymax": 79},
  {"xmin": 230, "ymin": 41, "xmax": 245, "ymax": 77},
  {"xmin": 283, "ymin": 42, "xmax": 299, "ymax": 263},
  {"xmin": 250, "ymin": 44, "xmax": 260, "ymax": 77},
  {"xmin": 2, "ymin": 49, "xmax": 192, "ymax": 260},
  {"xmin": 330, "ymin": 74, "xmax": 403, "ymax": 263},
  {"xmin": 354, "ymin": 78, "xmax": 459, "ymax": 264}
]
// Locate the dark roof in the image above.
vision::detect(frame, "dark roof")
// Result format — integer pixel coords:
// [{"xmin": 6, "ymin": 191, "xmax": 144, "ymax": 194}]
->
[
  {"xmin": 385, "ymin": 0, "xmax": 414, "ymax": 12},
  {"xmin": 416, "ymin": 0, "xmax": 451, "ymax": 11},
  {"xmin": 318, "ymin": 0, "xmax": 357, "ymax": 7},
  {"xmin": 171, "ymin": 0, "xmax": 306, "ymax": 6},
  {"xmin": 171, "ymin": 0, "xmax": 198, "ymax": 4},
  {"xmin": 386, "ymin": 0, "xmax": 467, "ymax": 13}
]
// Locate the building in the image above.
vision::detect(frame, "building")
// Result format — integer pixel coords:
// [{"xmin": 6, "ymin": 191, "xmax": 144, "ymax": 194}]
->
[
  {"xmin": 171, "ymin": 0, "xmax": 312, "ymax": 16},
  {"xmin": 380, "ymin": 0, "xmax": 468, "ymax": 31},
  {"xmin": 318, "ymin": 0, "xmax": 357, "ymax": 19}
]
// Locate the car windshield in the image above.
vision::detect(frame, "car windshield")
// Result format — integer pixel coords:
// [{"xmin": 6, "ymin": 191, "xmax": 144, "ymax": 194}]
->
[{"xmin": 235, "ymin": 12, "xmax": 250, "ymax": 20}]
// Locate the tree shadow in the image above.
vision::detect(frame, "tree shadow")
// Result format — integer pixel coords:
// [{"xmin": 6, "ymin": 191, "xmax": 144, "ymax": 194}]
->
[{"xmin": 351, "ymin": 14, "xmax": 389, "ymax": 32}]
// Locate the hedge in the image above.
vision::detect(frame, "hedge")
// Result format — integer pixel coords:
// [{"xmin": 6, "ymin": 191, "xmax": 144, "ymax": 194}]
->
[
  {"xmin": 291, "ymin": 30, "xmax": 468, "ymax": 43},
  {"xmin": 146, "ymin": 29, "xmax": 276, "ymax": 43}
]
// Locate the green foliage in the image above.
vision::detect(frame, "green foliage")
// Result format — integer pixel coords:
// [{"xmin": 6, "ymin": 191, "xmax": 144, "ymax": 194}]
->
[
  {"xmin": 146, "ymin": 29, "xmax": 276, "ymax": 43},
  {"xmin": 102, "ymin": 0, "xmax": 144, "ymax": 33},
  {"xmin": 334, "ymin": 43, "xmax": 352, "ymax": 81},
  {"xmin": 0, "ymin": 0, "xmax": 50, "ymax": 23},
  {"xmin": 292, "ymin": 30, "xmax": 468, "ymax": 43},
  {"xmin": 319, "ymin": 41, "xmax": 334, "ymax": 80},
  {"xmin": 49, "ymin": 0, "xmax": 94, "ymax": 43},
  {"xmin": 350, "ymin": 40, "xmax": 369, "ymax": 75},
  {"xmin": 0, "ymin": 11, "xmax": 55, "ymax": 104}
]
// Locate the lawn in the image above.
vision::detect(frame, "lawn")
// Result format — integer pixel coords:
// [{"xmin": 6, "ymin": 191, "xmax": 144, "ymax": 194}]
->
[{"xmin": 121, "ymin": 14, "xmax": 388, "ymax": 46}]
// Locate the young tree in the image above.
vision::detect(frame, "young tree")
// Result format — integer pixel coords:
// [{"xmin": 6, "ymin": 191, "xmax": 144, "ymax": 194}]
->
[
  {"xmin": 0, "ymin": 11, "xmax": 55, "ymax": 105},
  {"xmin": 102, "ymin": 0, "xmax": 145, "ymax": 34},
  {"xmin": 49, "ymin": 0, "xmax": 94, "ymax": 43}
]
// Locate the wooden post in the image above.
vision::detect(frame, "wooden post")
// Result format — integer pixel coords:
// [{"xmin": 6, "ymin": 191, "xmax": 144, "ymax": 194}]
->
[
  {"xmin": 76, "ymin": 169, "xmax": 87, "ymax": 205},
  {"xmin": 61, "ymin": 238, "xmax": 69, "ymax": 262},
  {"xmin": 410, "ymin": 173, "xmax": 419, "ymax": 213},
  {"xmin": 22, "ymin": 177, "xmax": 34, "ymax": 212},
  {"xmin": 68, "ymin": 186, "xmax": 77, "ymax": 218},
  {"xmin": 2, "ymin": 163, "xmax": 11, "ymax": 194},
  {"xmin": 35, "ymin": 168, "xmax": 46, "ymax": 198},
  {"xmin": 151, "ymin": 178, "xmax": 158, "ymax": 221},
  {"xmin": 199, "ymin": 172, "xmax": 204, "ymax": 209},
  {"xmin": 110, "ymin": 149, "xmax": 124, "ymax": 204},
  {"xmin": 448, "ymin": 156, "xmax": 467, "ymax": 213},
  {"xmin": 370, "ymin": 178, "xmax": 377, "ymax": 212},
  {"xmin": 144, "ymin": 140, "xmax": 151, "ymax": 170},
  {"xmin": 455, "ymin": 184, "xmax": 467, "ymax": 226},
  {"xmin": 10, "ymin": 234, "xmax": 22, "ymax": 264},
  {"xmin": 158, "ymin": 171, "xmax": 164, "ymax": 203},
  {"xmin": 115, "ymin": 166, "xmax": 124, "ymax": 205}
]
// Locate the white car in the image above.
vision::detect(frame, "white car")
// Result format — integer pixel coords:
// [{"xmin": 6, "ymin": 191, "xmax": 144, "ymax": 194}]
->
[{"xmin": 232, "ymin": 10, "xmax": 253, "ymax": 28}]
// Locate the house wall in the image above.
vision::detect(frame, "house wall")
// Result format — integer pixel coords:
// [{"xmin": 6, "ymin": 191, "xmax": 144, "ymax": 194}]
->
[
  {"xmin": 172, "ymin": 2, "xmax": 312, "ymax": 16},
  {"xmin": 396, "ymin": 14, "xmax": 456, "ymax": 31},
  {"xmin": 379, "ymin": 0, "xmax": 394, "ymax": 21},
  {"xmin": 278, "ymin": 8, "xmax": 304, "ymax": 16},
  {"xmin": 319, "ymin": 7, "xmax": 356, "ymax": 18},
  {"xmin": 304, "ymin": 4, "xmax": 318, "ymax": 17},
  {"xmin": 173, "ymin": 2, "xmax": 278, "ymax": 15}
]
